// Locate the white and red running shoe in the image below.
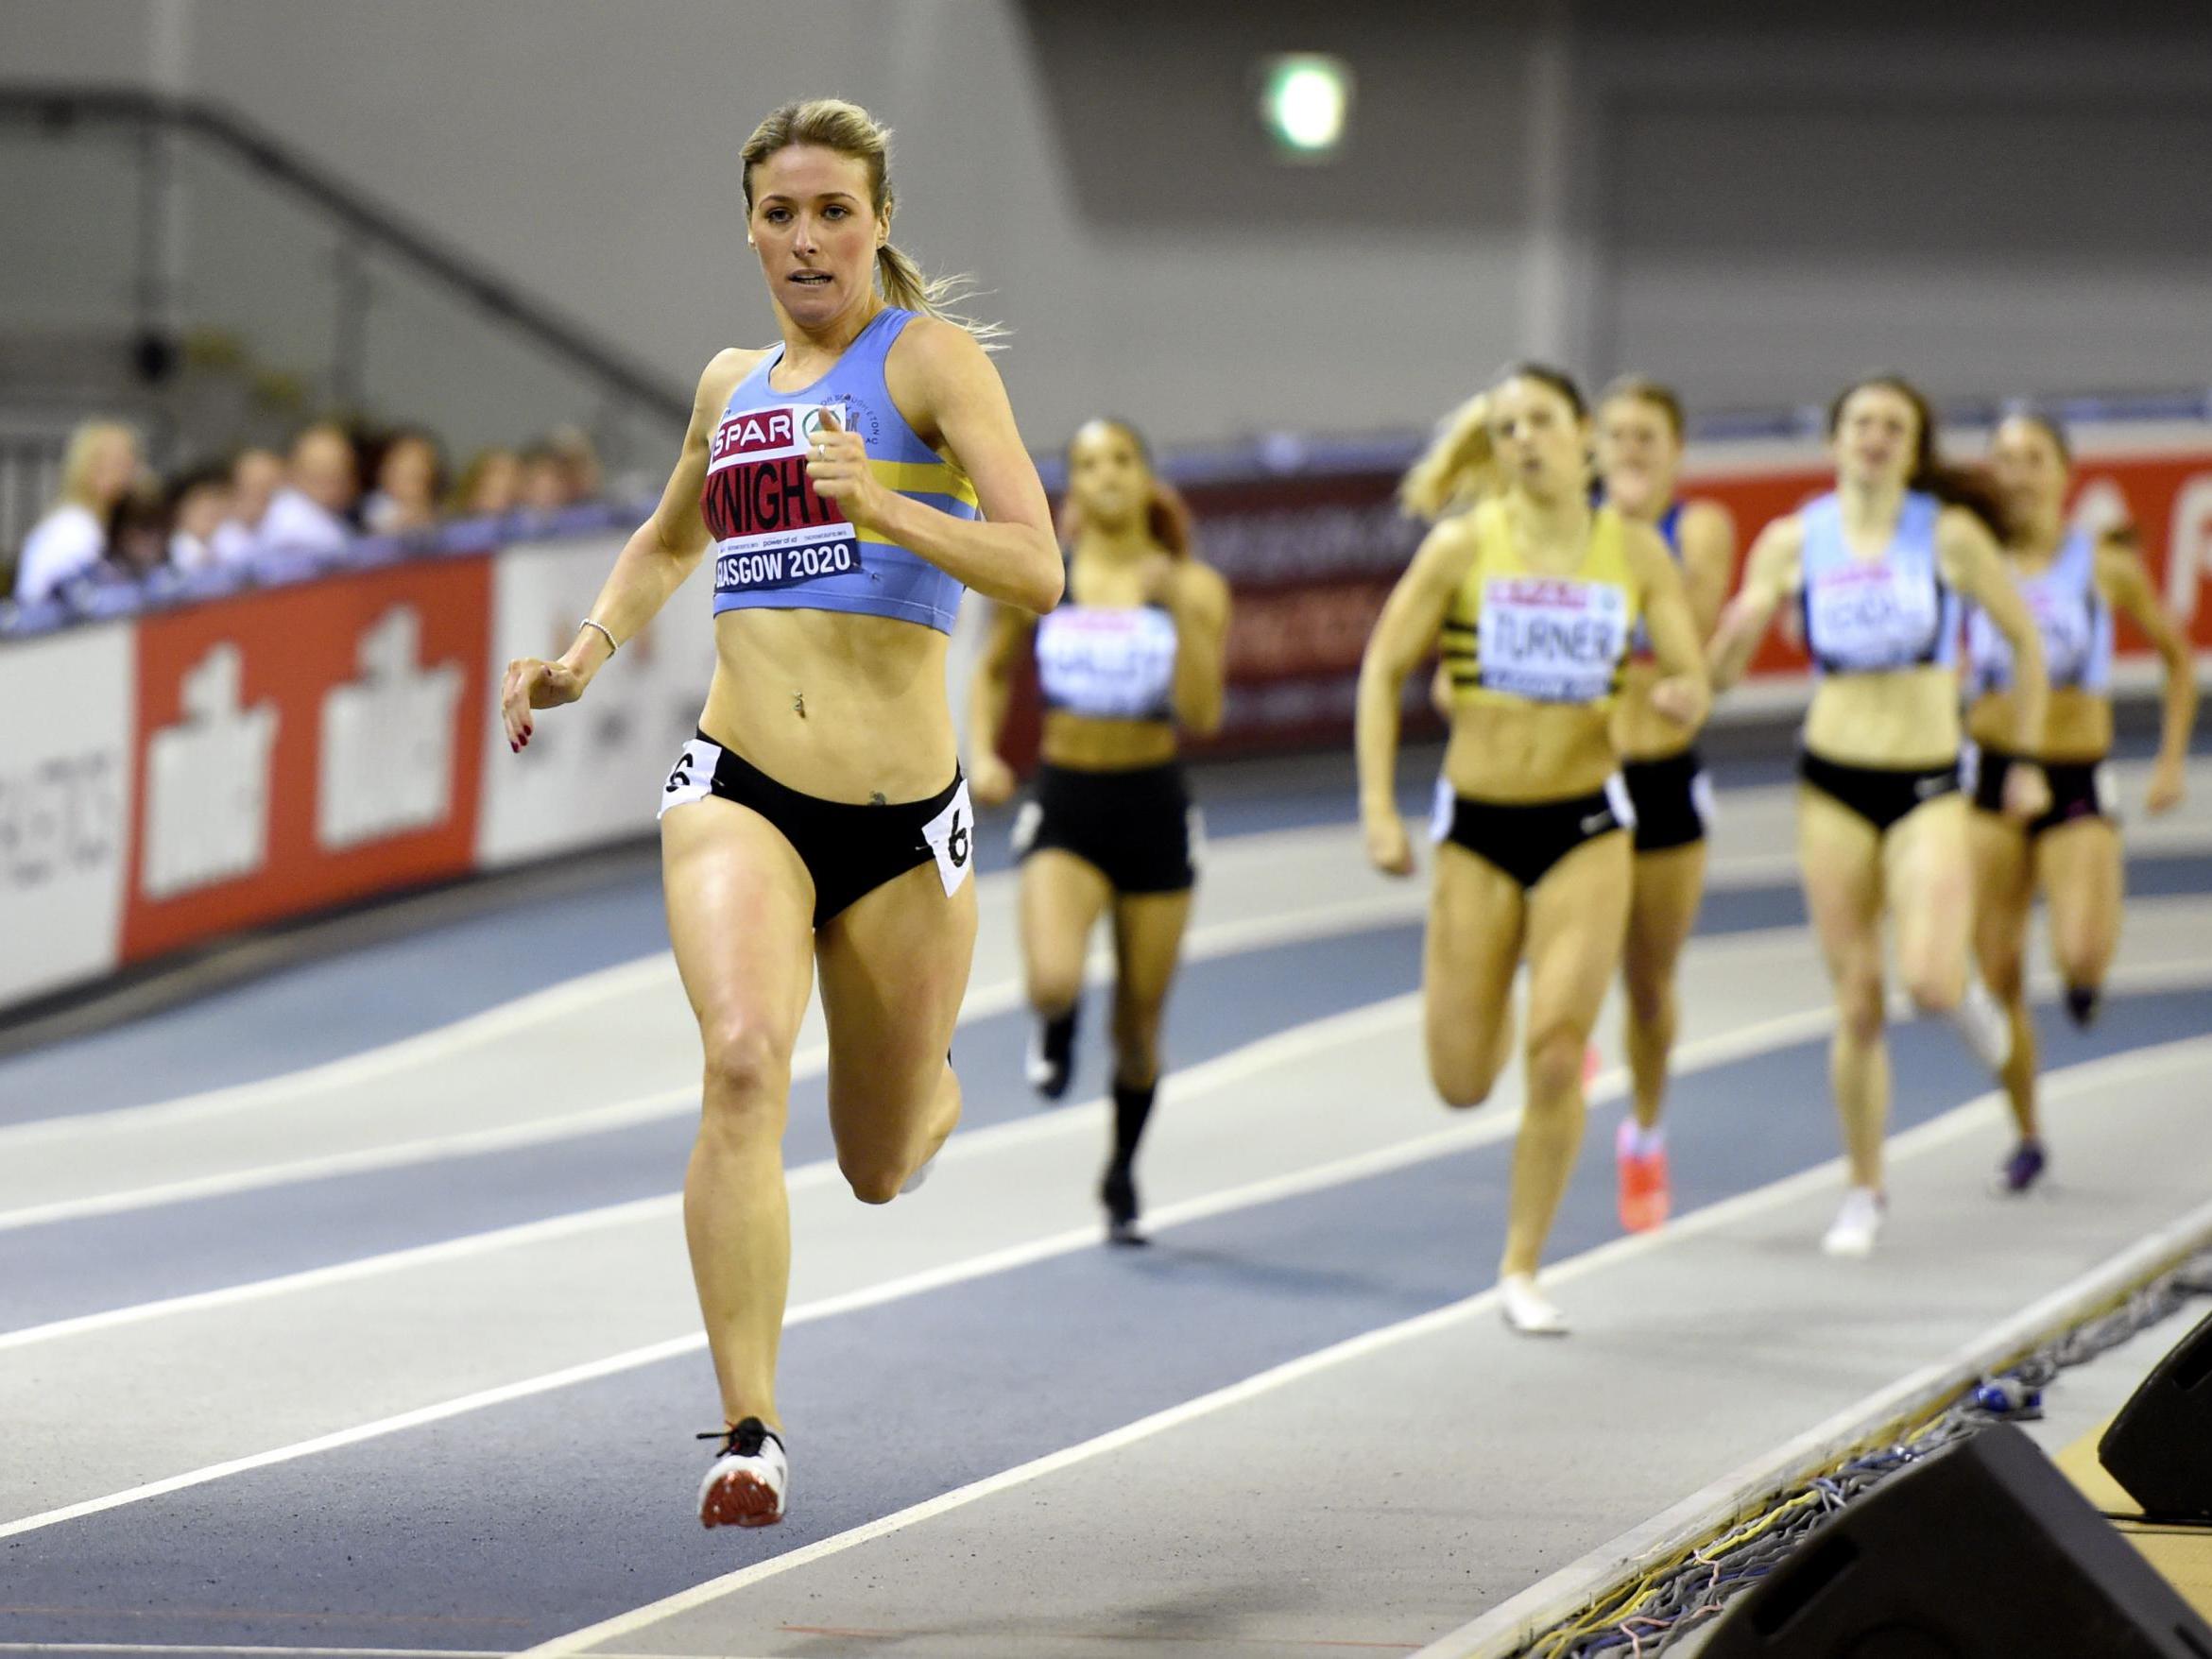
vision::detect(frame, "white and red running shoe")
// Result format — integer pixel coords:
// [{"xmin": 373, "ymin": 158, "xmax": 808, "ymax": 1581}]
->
[{"xmin": 697, "ymin": 1417, "xmax": 788, "ymax": 1529}]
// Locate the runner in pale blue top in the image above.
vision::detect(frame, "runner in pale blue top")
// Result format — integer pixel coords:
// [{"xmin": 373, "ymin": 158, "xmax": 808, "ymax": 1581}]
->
[
  {"xmin": 1967, "ymin": 412, "xmax": 2198, "ymax": 1194},
  {"xmin": 498, "ymin": 97, "xmax": 1060, "ymax": 1531},
  {"xmin": 1706, "ymin": 374, "xmax": 2050, "ymax": 1258},
  {"xmin": 704, "ymin": 304, "xmax": 977, "ymax": 632}
]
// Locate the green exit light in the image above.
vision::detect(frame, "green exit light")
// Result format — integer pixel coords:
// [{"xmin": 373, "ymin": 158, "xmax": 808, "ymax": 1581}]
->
[{"xmin": 1258, "ymin": 54, "xmax": 1352, "ymax": 161}]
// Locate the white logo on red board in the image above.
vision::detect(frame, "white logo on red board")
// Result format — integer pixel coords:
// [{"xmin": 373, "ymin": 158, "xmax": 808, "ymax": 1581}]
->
[
  {"xmin": 318, "ymin": 606, "xmax": 464, "ymax": 849},
  {"xmin": 142, "ymin": 642, "xmax": 280, "ymax": 898},
  {"xmin": 2167, "ymin": 472, "xmax": 2212, "ymax": 624}
]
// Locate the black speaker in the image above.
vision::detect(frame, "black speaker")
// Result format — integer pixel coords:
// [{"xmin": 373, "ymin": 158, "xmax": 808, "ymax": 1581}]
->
[
  {"xmin": 2102, "ymin": 1308, "xmax": 2212, "ymax": 1520},
  {"xmin": 1698, "ymin": 1424, "xmax": 2212, "ymax": 1658}
]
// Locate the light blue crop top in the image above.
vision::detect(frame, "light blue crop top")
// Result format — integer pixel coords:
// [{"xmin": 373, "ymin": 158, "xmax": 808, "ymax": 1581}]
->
[
  {"xmin": 1798, "ymin": 490, "xmax": 1962, "ymax": 676},
  {"xmin": 1964, "ymin": 529, "xmax": 2113, "ymax": 697},
  {"xmin": 699, "ymin": 306, "xmax": 976, "ymax": 634}
]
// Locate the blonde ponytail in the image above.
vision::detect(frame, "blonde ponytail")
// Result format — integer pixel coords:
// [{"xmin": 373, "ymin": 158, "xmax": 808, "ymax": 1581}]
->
[
  {"xmin": 875, "ymin": 242, "xmax": 1005, "ymax": 350},
  {"xmin": 742, "ymin": 97, "xmax": 1003, "ymax": 348},
  {"xmin": 1399, "ymin": 393, "xmax": 1499, "ymax": 522}
]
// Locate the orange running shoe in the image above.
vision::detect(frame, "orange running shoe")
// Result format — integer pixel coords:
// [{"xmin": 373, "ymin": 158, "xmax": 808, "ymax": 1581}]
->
[{"xmin": 1616, "ymin": 1119, "xmax": 1671, "ymax": 1233}]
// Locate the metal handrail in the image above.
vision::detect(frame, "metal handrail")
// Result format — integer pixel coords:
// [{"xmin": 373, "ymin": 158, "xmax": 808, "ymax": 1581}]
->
[{"xmin": 0, "ymin": 84, "xmax": 691, "ymax": 426}]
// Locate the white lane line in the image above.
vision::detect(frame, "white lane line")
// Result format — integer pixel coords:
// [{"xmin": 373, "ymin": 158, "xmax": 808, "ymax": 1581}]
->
[
  {"xmin": 0, "ymin": 876, "xmax": 1412, "ymax": 1168},
  {"xmin": 0, "ymin": 860, "xmax": 1408, "ymax": 1148},
  {"xmin": 10, "ymin": 820, "xmax": 2205, "ymax": 1163},
  {"xmin": 8, "ymin": 953, "xmax": 2206, "ymax": 1350},
  {"xmin": 0, "ymin": 931, "xmax": 1405, "ymax": 1230},
  {"xmin": 0, "ymin": 1086, "xmax": 697, "ymax": 1234},
  {"xmin": 0, "ymin": 955, "xmax": 677, "ymax": 1146},
  {"xmin": 516, "ymin": 1034, "xmax": 2212, "ymax": 1658},
  {"xmin": 9, "ymin": 767, "xmax": 2209, "ymax": 1147},
  {"xmin": 1423, "ymin": 1146, "xmax": 2212, "ymax": 1658},
  {"xmin": 8, "ymin": 993, "xmax": 2203, "ymax": 1549},
  {"xmin": 0, "ymin": 997, "xmax": 1416, "ymax": 1352}
]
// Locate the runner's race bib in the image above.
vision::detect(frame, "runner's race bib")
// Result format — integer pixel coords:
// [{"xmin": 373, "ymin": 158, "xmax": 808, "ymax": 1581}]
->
[
  {"xmin": 702, "ymin": 402, "xmax": 865, "ymax": 596},
  {"xmin": 1477, "ymin": 576, "xmax": 1629, "ymax": 703},
  {"xmin": 1969, "ymin": 584, "xmax": 2096, "ymax": 688},
  {"xmin": 1805, "ymin": 560, "xmax": 1939, "ymax": 671},
  {"xmin": 1035, "ymin": 607, "xmax": 1179, "ymax": 720}
]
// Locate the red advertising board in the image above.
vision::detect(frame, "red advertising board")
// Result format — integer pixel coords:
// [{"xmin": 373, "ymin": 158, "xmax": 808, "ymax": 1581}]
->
[{"xmin": 120, "ymin": 557, "xmax": 492, "ymax": 961}]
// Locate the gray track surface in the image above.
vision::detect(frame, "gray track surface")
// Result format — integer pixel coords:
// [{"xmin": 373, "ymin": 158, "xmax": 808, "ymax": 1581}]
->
[{"xmin": 3, "ymin": 756, "xmax": 2209, "ymax": 1659}]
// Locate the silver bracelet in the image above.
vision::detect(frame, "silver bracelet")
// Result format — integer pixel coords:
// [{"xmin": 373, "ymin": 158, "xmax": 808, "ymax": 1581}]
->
[{"xmin": 579, "ymin": 617, "xmax": 619, "ymax": 655}]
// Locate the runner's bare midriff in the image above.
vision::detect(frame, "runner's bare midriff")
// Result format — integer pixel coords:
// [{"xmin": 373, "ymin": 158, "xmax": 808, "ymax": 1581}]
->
[
  {"xmin": 1444, "ymin": 699, "xmax": 1618, "ymax": 802},
  {"xmin": 1968, "ymin": 686, "xmax": 2112, "ymax": 763},
  {"xmin": 1802, "ymin": 666, "xmax": 1960, "ymax": 768},
  {"xmin": 1040, "ymin": 710, "xmax": 1178, "ymax": 772},
  {"xmin": 702, "ymin": 607, "xmax": 957, "ymax": 803}
]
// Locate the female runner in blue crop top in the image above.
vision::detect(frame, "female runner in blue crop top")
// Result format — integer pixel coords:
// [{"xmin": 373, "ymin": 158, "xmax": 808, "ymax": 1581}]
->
[
  {"xmin": 969, "ymin": 418, "xmax": 1231, "ymax": 1245},
  {"xmin": 1968, "ymin": 412, "xmax": 2196, "ymax": 1193},
  {"xmin": 1707, "ymin": 375, "xmax": 2049, "ymax": 1258},
  {"xmin": 498, "ymin": 98, "xmax": 1060, "ymax": 1531}
]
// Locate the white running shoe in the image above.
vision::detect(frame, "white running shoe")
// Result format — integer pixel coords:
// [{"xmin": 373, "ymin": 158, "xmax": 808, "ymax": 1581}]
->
[
  {"xmin": 1948, "ymin": 978, "xmax": 2012, "ymax": 1072},
  {"xmin": 697, "ymin": 1417, "xmax": 788, "ymax": 1529},
  {"xmin": 1500, "ymin": 1273, "xmax": 1569, "ymax": 1336},
  {"xmin": 1822, "ymin": 1188, "xmax": 1886, "ymax": 1257}
]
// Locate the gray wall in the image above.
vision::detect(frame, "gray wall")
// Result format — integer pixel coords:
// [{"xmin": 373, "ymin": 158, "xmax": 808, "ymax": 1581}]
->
[
  {"xmin": 6, "ymin": 0, "xmax": 2211, "ymax": 459},
  {"xmin": 1581, "ymin": 5, "xmax": 2212, "ymax": 415}
]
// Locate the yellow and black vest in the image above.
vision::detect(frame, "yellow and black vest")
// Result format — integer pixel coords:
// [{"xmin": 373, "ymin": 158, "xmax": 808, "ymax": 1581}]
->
[{"xmin": 1438, "ymin": 500, "xmax": 1639, "ymax": 710}]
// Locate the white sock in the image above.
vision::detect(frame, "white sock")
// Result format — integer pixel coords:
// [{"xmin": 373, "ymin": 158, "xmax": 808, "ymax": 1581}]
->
[{"xmin": 1947, "ymin": 975, "xmax": 2013, "ymax": 1071}]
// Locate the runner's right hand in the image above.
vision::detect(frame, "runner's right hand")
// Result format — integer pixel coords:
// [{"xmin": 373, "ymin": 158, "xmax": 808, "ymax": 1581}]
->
[
  {"xmin": 1364, "ymin": 811, "xmax": 1415, "ymax": 878},
  {"xmin": 501, "ymin": 657, "xmax": 585, "ymax": 750},
  {"xmin": 970, "ymin": 752, "xmax": 1019, "ymax": 808}
]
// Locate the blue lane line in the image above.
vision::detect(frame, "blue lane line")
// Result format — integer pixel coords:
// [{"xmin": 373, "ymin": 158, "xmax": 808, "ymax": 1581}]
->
[
  {"xmin": 8, "ymin": 857, "xmax": 2210, "ymax": 1334},
  {"xmin": 4, "ymin": 986, "xmax": 2202, "ymax": 1651}
]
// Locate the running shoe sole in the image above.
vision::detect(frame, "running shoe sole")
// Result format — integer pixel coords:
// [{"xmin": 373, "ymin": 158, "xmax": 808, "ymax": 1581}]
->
[{"xmin": 699, "ymin": 1466, "xmax": 784, "ymax": 1529}]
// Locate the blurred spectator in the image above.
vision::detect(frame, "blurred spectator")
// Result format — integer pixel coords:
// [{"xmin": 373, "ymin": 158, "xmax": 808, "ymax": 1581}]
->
[
  {"xmin": 518, "ymin": 442, "xmax": 571, "ymax": 513},
  {"xmin": 105, "ymin": 480, "xmax": 171, "ymax": 582},
  {"xmin": 213, "ymin": 446, "xmax": 284, "ymax": 565},
  {"xmin": 548, "ymin": 424, "xmax": 605, "ymax": 504},
  {"xmin": 453, "ymin": 446, "xmax": 523, "ymax": 517},
  {"xmin": 258, "ymin": 422, "xmax": 360, "ymax": 556},
  {"xmin": 363, "ymin": 428, "xmax": 448, "ymax": 535},
  {"xmin": 166, "ymin": 465, "xmax": 235, "ymax": 573},
  {"xmin": 12, "ymin": 420, "xmax": 142, "ymax": 602}
]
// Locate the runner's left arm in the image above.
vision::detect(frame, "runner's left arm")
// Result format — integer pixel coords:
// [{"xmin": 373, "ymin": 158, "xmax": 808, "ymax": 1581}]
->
[
  {"xmin": 1941, "ymin": 506, "xmax": 2050, "ymax": 821},
  {"xmin": 2100, "ymin": 535, "xmax": 2199, "ymax": 813},
  {"xmin": 1676, "ymin": 500, "xmax": 1738, "ymax": 641},
  {"xmin": 1161, "ymin": 560, "xmax": 1232, "ymax": 736},
  {"xmin": 1941, "ymin": 506, "xmax": 2049, "ymax": 761}
]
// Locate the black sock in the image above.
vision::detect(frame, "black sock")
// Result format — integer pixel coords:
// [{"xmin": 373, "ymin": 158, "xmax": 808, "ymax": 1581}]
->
[
  {"xmin": 1042, "ymin": 1009, "xmax": 1077, "ymax": 1069},
  {"xmin": 2064, "ymin": 984, "xmax": 2101, "ymax": 1029},
  {"xmin": 1112, "ymin": 1079, "xmax": 1157, "ymax": 1167}
]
